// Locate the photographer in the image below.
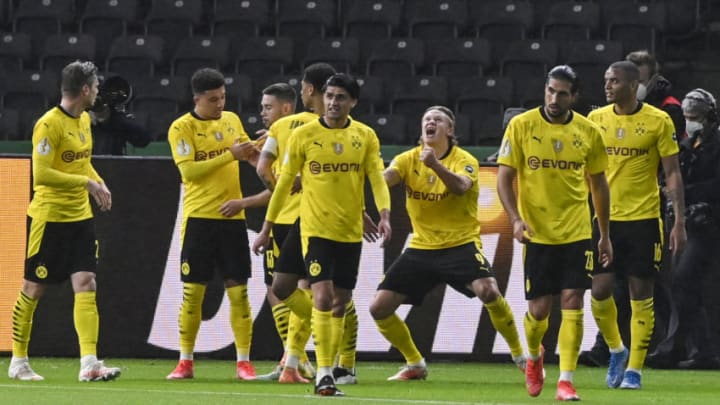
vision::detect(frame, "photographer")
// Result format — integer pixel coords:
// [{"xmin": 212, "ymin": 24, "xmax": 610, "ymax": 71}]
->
[
  {"xmin": 91, "ymin": 75, "xmax": 151, "ymax": 155},
  {"xmin": 647, "ymin": 89, "xmax": 720, "ymax": 369}
]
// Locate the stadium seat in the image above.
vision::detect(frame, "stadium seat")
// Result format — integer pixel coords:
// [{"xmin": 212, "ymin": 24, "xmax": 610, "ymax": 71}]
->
[
  {"xmin": 144, "ymin": 0, "xmax": 202, "ymax": 55},
  {"xmin": 106, "ymin": 35, "xmax": 165, "ymax": 81},
  {"xmin": 222, "ymin": 74, "xmax": 254, "ymax": 113},
  {"xmin": 366, "ymin": 38, "xmax": 425, "ymax": 79},
  {"xmin": 80, "ymin": 0, "xmax": 138, "ymax": 62},
  {"xmin": 131, "ymin": 75, "xmax": 189, "ymax": 115},
  {"xmin": 0, "ymin": 32, "xmax": 32, "ymax": 72},
  {"xmin": 171, "ymin": 36, "xmax": 231, "ymax": 77},
  {"xmin": 12, "ymin": 0, "xmax": 73, "ymax": 62},
  {"xmin": 426, "ymin": 38, "xmax": 491, "ymax": 79},
  {"xmin": 565, "ymin": 40, "xmax": 623, "ymax": 114},
  {"xmin": 405, "ymin": 0, "xmax": 467, "ymax": 39},
  {"xmin": 234, "ymin": 37, "xmax": 294, "ymax": 86},
  {"xmin": 1, "ymin": 70, "xmax": 59, "ymax": 112},
  {"xmin": 40, "ymin": 34, "xmax": 97, "ymax": 73},
  {"xmin": 342, "ymin": 0, "xmax": 401, "ymax": 39},
  {"xmin": 470, "ymin": 0, "xmax": 534, "ymax": 57},
  {"xmin": 452, "ymin": 76, "xmax": 513, "ymax": 142},
  {"xmin": 0, "ymin": 108, "xmax": 21, "ymax": 140},
  {"xmin": 276, "ymin": 0, "xmax": 337, "ymax": 61},
  {"xmin": 240, "ymin": 110, "xmax": 265, "ymax": 137},
  {"xmin": 390, "ymin": 76, "xmax": 448, "ymax": 135},
  {"xmin": 355, "ymin": 75, "xmax": 386, "ymax": 114},
  {"xmin": 301, "ymin": 37, "xmax": 360, "ymax": 74},
  {"xmin": 355, "ymin": 113, "xmax": 407, "ymax": 145},
  {"xmin": 513, "ymin": 76, "xmax": 546, "ymax": 109},
  {"xmin": 146, "ymin": 111, "xmax": 182, "ymax": 141},
  {"xmin": 452, "ymin": 112, "xmax": 473, "ymax": 145},
  {"xmin": 541, "ymin": 1, "xmax": 600, "ymax": 41},
  {"xmin": 605, "ymin": 2, "xmax": 666, "ymax": 54},
  {"xmin": 211, "ymin": 0, "xmax": 271, "ymax": 38},
  {"xmin": 500, "ymin": 39, "xmax": 558, "ymax": 98}
]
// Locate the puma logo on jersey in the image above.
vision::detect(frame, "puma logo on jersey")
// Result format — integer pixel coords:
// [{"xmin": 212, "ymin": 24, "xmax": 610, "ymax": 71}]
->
[{"xmin": 532, "ymin": 135, "xmax": 542, "ymax": 143}]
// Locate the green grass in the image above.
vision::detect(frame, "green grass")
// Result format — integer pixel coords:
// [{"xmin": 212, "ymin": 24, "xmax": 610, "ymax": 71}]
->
[{"xmin": 0, "ymin": 358, "xmax": 718, "ymax": 404}]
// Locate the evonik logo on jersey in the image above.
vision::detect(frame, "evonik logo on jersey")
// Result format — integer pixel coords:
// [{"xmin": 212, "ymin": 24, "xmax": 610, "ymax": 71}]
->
[
  {"xmin": 308, "ymin": 160, "xmax": 361, "ymax": 174},
  {"xmin": 527, "ymin": 156, "xmax": 583, "ymax": 170},
  {"xmin": 195, "ymin": 147, "xmax": 230, "ymax": 161}
]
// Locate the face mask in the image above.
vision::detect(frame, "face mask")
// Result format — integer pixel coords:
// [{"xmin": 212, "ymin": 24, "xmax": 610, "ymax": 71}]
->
[
  {"xmin": 685, "ymin": 120, "xmax": 703, "ymax": 136},
  {"xmin": 636, "ymin": 83, "xmax": 647, "ymax": 101}
]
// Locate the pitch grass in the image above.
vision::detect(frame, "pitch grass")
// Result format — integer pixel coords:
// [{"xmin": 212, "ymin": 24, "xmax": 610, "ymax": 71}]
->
[{"xmin": 0, "ymin": 358, "xmax": 718, "ymax": 404}]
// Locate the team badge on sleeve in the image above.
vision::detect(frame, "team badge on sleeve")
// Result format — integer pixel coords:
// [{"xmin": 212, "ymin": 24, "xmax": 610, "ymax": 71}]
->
[
  {"xmin": 176, "ymin": 139, "xmax": 191, "ymax": 156},
  {"xmin": 499, "ymin": 139, "xmax": 511, "ymax": 158},
  {"xmin": 465, "ymin": 165, "xmax": 474, "ymax": 173},
  {"xmin": 36, "ymin": 138, "xmax": 51, "ymax": 155}
]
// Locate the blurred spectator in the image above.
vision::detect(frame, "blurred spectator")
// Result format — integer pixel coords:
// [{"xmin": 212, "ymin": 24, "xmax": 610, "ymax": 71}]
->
[{"xmin": 90, "ymin": 76, "xmax": 150, "ymax": 155}]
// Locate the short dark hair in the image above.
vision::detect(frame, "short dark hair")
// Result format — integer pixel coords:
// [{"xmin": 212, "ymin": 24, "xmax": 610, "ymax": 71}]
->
[
  {"xmin": 547, "ymin": 65, "xmax": 579, "ymax": 94},
  {"xmin": 609, "ymin": 61, "xmax": 640, "ymax": 82},
  {"xmin": 61, "ymin": 60, "xmax": 98, "ymax": 97},
  {"xmin": 262, "ymin": 82, "xmax": 297, "ymax": 105},
  {"xmin": 302, "ymin": 63, "xmax": 336, "ymax": 91},
  {"xmin": 322, "ymin": 73, "xmax": 360, "ymax": 100},
  {"xmin": 191, "ymin": 68, "xmax": 225, "ymax": 95},
  {"xmin": 626, "ymin": 50, "xmax": 659, "ymax": 77}
]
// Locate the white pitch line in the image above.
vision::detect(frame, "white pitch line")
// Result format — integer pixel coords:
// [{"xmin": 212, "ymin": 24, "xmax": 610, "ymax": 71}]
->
[{"xmin": 0, "ymin": 383, "xmax": 519, "ymax": 405}]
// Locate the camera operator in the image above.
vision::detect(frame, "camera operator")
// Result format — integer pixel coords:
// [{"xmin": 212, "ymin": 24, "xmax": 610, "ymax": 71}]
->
[
  {"xmin": 647, "ymin": 88, "xmax": 720, "ymax": 370},
  {"xmin": 91, "ymin": 75, "xmax": 151, "ymax": 155}
]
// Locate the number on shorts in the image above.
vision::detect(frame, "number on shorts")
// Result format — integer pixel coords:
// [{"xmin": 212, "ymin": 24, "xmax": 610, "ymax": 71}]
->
[{"xmin": 585, "ymin": 250, "xmax": 594, "ymax": 271}]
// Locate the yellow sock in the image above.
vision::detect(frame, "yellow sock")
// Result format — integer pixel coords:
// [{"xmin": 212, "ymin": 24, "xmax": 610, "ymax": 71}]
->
[
  {"xmin": 339, "ymin": 300, "xmax": 358, "ymax": 369},
  {"xmin": 485, "ymin": 296, "xmax": 523, "ymax": 357},
  {"xmin": 287, "ymin": 311, "xmax": 312, "ymax": 361},
  {"xmin": 178, "ymin": 283, "xmax": 206, "ymax": 355},
  {"xmin": 558, "ymin": 309, "xmax": 583, "ymax": 372},
  {"xmin": 12, "ymin": 291, "xmax": 38, "ymax": 358},
  {"xmin": 271, "ymin": 302, "xmax": 291, "ymax": 347},
  {"xmin": 591, "ymin": 296, "xmax": 624, "ymax": 350},
  {"xmin": 284, "ymin": 288, "xmax": 313, "ymax": 321},
  {"xmin": 227, "ymin": 284, "xmax": 253, "ymax": 359},
  {"xmin": 73, "ymin": 291, "xmax": 99, "ymax": 358},
  {"xmin": 330, "ymin": 316, "xmax": 344, "ymax": 363},
  {"xmin": 524, "ymin": 312, "xmax": 548, "ymax": 358},
  {"xmin": 312, "ymin": 308, "xmax": 333, "ymax": 368},
  {"xmin": 629, "ymin": 298, "xmax": 654, "ymax": 370},
  {"xmin": 375, "ymin": 313, "xmax": 423, "ymax": 364}
]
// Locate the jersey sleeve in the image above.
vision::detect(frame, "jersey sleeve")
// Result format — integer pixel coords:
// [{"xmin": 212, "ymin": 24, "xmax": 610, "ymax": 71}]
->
[
  {"xmin": 262, "ymin": 121, "xmax": 280, "ymax": 157},
  {"xmin": 31, "ymin": 118, "xmax": 88, "ymax": 188},
  {"xmin": 232, "ymin": 113, "xmax": 251, "ymax": 144},
  {"xmin": 585, "ymin": 125, "xmax": 609, "ymax": 175},
  {"xmin": 496, "ymin": 118, "xmax": 523, "ymax": 169},
  {"xmin": 387, "ymin": 149, "xmax": 410, "ymax": 179},
  {"xmin": 452, "ymin": 152, "xmax": 479, "ymax": 183},
  {"xmin": 657, "ymin": 112, "xmax": 680, "ymax": 157},
  {"xmin": 365, "ymin": 131, "xmax": 391, "ymax": 213},
  {"xmin": 168, "ymin": 119, "xmax": 234, "ymax": 181},
  {"xmin": 266, "ymin": 129, "xmax": 304, "ymax": 222}
]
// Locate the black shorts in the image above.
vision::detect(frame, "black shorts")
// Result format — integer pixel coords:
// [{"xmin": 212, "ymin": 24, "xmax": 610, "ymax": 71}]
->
[
  {"xmin": 180, "ymin": 218, "xmax": 251, "ymax": 283},
  {"xmin": 593, "ymin": 218, "xmax": 662, "ymax": 279},
  {"xmin": 524, "ymin": 240, "xmax": 593, "ymax": 300},
  {"xmin": 304, "ymin": 237, "xmax": 362, "ymax": 290},
  {"xmin": 378, "ymin": 242, "xmax": 496, "ymax": 306},
  {"xmin": 25, "ymin": 217, "xmax": 98, "ymax": 284},
  {"xmin": 274, "ymin": 219, "xmax": 306, "ymax": 279},
  {"xmin": 264, "ymin": 223, "xmax": 292, "ymax": 285}
]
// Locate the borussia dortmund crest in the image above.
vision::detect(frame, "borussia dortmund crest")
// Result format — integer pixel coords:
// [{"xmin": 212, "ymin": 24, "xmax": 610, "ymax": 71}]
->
[
  {"xmin": 333, "ymin": 142, "xmax": 344, "ymax": 154},
  {"xmin": 572, "ymin": 134, "xmax": 583, "ymax": 149},
  {"xmin": 351, "ymin": 135, "xmax": 362, "ymax": 149}
]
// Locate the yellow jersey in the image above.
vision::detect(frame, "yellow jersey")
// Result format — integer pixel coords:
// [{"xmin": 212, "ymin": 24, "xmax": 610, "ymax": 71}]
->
[
  {"xmin": 497, "ymin": 107, "xmax": 608, "ymax": 244},
  {"xmin": 587, "ymin": 102, "xmax": 678, "ymax": 221},
  {"xmin": 263, "ymin": 111, "xmax": 318, "ymax": 224},
  {"xmin": 168, "ymin": 111, "xmax": 250, "ymax": 221},
  {"xmin": 28, "ymin": 106, "xmax": 103, "ymax": 222},
  {"xmin": 388, "ymin": 144, "xmax": 481, "ymax": 249},
  {"xmin": 266, "ymin": 117, "xmax": 390, "ymax": 243}
]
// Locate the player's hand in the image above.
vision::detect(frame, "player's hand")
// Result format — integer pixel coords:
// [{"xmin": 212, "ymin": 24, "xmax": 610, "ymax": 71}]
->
[
  {"xmin": 511, "ymin": 218, "xmax": 532, "ymax": 243},
  {"xmin": 362, "ymin": 211, "xmax": 379, "ymax": 243},
  {"xmin": 420, "ymin": 146, "xmax": 439, "ymax": 168},
  {"xmin": 290, "ymin": 175, "xmax": 302, "ymax": 194},
  {"xmin": 252, "ymin": 225, "xmax": 272, "ymax": 255},
  {"xmin": 254, "ymin": 131, "xmax": 268, "ymax": 149},
  {"xmin": 229, "ymin": 141, "xmax": 259, "ymax": 161},
  {"xmin": 377, "ymin": 217, "xmax": 392, "ymax": 247},
  {"xmin": 668, "ymin": 223, "xmax": 687, "ymax": 255},
  {"xmin": 597, "ymin": 235, "xmax": 613, "ymax": 268},
  {"xmin": 219, "ymin": 199, "xmax": 246, "ymax": 217},
  {"xmin": 87, "ymin": 179, "xmax": 112, "ymax": 211}
]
